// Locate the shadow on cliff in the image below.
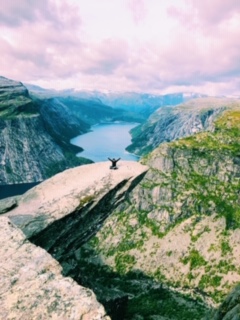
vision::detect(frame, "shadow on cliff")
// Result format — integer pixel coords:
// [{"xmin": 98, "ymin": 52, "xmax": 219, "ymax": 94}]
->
[
  {"xmin": 61, "ymin": 244, "xmax": 169, "ymax": 320},
  {"xmin": 60, "ymin": 245, "xmax": 210, "ymax": 320},
  {"xmin": 29, "ymin": 171, "xmax": 147, "ymax": 260}
]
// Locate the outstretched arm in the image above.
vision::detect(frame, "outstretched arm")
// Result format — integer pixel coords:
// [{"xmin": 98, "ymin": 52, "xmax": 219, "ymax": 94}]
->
[
  {"xmin": 116, "ymin": 158, "xmax": 121, "ymax": 162},
  {"xmin": 108, "ymin": 158, "xmax": 112, "ymax": 161}
]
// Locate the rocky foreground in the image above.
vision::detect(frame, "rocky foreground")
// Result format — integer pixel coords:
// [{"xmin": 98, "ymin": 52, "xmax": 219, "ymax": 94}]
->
[
  {"xmin": 0, "ymin": 216, "xmax": 110, "ymax": 320},
  {"xmin": 0, "ymin": 161, "xmax": 148, "ymax": 319}
]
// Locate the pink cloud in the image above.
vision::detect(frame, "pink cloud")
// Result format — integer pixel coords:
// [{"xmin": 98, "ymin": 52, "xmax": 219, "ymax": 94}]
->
[
  {"xmin": 0, "ymin": 0, "xmax": 54, "ymax": 26},
  {"xmin": 128, "ymin": 0, "xmax": 147, "ymax": 24},
  {"xmin": 189, "ymin": 0, "xmax": 240, "ymax": 25},
  {"xmin": 168, "ymin": 0, "xmax": 240, "ymax": 28},
  {"xmin": 0, "ymin": 0, "xmax": 81, "ymax": 29},
  {"xmin": 0, "ymin": 0, "xmax": 240, "ymax": 96},
  {"xmin": 80, "ymin": 39, "xmax": 129, "ymax": 75}
]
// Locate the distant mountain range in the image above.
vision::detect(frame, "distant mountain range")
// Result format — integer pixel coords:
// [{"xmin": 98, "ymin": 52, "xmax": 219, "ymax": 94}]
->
[{"xmin": 25, "ymin": 82, "xmax": 208, "ymax": 120}]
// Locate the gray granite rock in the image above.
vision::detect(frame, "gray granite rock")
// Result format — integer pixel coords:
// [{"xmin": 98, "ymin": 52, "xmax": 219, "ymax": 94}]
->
[{"xmin": 0, "ymin": 216, "xmax": 110, "ymax": 320}]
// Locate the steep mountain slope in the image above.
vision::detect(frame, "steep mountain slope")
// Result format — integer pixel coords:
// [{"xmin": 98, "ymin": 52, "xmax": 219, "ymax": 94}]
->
[
  {"xmin": 38, "ymin": 98, "xmax": 90, "ymax": 148},
  {"xmin": 73, "ymin": 102, "xmax": 240, "ymax": 318},
  {"xmin": 0, "ymin": 77, "xmax": 91, "ymax": 184},
  {"xmin": 127, "ymin": 98, "xmax": 236, "ymax": 155}
]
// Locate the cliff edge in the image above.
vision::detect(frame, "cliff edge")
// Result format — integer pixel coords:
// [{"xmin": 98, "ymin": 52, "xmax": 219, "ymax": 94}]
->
[{"xmin": 0, "ymin": 161, "xmax": 148, "ymax": 319}]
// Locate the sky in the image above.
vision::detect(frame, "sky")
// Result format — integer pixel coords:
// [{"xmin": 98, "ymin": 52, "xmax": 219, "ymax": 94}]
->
[{"xmin": 1, "ymin": 0, "xmax": 240, "ymax": 96}]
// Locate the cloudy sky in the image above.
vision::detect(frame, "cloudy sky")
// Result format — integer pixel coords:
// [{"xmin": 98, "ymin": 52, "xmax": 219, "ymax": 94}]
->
[{"xmin": 1, "ymin": 0, "xmax": 240, "ymax": 95}]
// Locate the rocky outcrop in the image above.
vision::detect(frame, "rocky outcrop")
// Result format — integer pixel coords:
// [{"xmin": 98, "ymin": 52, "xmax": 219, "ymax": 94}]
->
[
  {"xmin": 127, "ymin": 97, "xmax": 237, "ymax": 155},
  {"xmin": 0, "ymin": 76, "xmax": 91, "ymax": 185},
  {"xmin": 1, "ymin": 161, "xmax": 148, "ymax": 319},
  {"xmin": 6, "ymin": 161, "xmax": 148, "ymax": 239},
  {"xmin": 0, "ymin": 196, "xmax": 19, "ymax": 214},
  {"xmin": 0, "ymin": 216, "xmax": 110, "ymax": 320},
  {"xmin": 0, "ymin": 76, "xmax": 34, "ymax": 117}
]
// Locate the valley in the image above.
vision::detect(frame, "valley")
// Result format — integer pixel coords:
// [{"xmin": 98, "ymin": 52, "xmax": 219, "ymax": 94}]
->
[{"xmin": 0, "ymin": 75, "xmax": 240, "ymax": 320}]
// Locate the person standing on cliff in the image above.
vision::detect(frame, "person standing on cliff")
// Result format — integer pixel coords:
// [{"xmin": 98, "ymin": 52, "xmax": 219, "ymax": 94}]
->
[{"xmin": 108, "ymin": 157, "xmax": 121, "ymax": 169}]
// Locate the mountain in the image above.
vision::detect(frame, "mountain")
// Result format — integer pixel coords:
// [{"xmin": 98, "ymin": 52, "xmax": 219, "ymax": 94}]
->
[
  {"xmin": 25, "ymin": 83, "xmax": 207, "ymax": 122},
  {"xmin": 38, "ymin": 97, "xmax": 90, "ymax": 146},
  {"xmin": 0, "ymin": 76, "xmax": 38, "ymax": 117},
  {"xmin": 0, "ymin": 76, "xmax": 92, "ymax": 184},
  {"xmin": 205, "ymin": 284, "xmax": 240, "ymax": 319},
  {"xmin": 126, "ymin": 97, "xmax": 237, "ymax": 155},
  {"xmin": 25, "ymin": 85, "xmax": 148, "ymax": 124},
  {"xmin": 56, "ymin": 96, "xmax": 144, "ymax": 124},
  {"xmin": 2, "ymin": 98, "xmax": 239, "ymax": 319},
  {"xmin": 66, "ymin": 90, "xmax": 208, "ymax": 119},
  {"xmin": 2, "ymin": 77, "xmax": 174, "ymax": 185}
]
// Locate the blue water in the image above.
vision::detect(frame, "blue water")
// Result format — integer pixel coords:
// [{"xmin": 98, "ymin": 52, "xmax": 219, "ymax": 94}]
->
[
  {"xmin": 0, "ymin": 182, "xmax": 40, "ymax": 200},
  {"xmin": 71, "ymin": 122, "xmax": 139, "ymax": 162}
]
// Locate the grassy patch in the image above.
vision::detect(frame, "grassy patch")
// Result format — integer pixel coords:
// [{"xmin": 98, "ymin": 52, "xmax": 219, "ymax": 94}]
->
[
  {"xmin": 115, "ymin": 253, "xmax": 136, "ymax": 274},
  {"xmin": 221, "ymin": 240, "xmax": 232, "ymax": 256},
  {"xmin": 181, "ymin": 249, "xmax": 207, "ymax": 270},
  {"xmin": 199, "ymin": 274, "xmax": 222, "ymax": 290}
]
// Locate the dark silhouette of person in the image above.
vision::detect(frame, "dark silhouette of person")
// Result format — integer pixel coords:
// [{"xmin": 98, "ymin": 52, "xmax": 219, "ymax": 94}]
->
[{"xmin": 108, "ymin": 157, "xmax": 121, "ymax": 169}]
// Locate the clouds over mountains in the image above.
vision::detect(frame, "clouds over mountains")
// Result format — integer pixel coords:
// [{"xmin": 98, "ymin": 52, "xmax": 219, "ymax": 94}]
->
[{"xmin": 1, "ymin": 0, "xmax": 240, "ymax": 95}]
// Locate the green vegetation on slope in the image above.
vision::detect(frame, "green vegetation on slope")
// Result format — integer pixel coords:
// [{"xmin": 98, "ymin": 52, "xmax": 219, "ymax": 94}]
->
[
  {"xmin": 73, "ymin": 244, "xmax": 209, "ymax": 320},
  {"xmin": 127, "ymin": 97, "xmax": 238, "ymax": 156},
  {"xmin": 174, "ymin": 109, "xmax": 240, "ymax": 155},
  {"xmin": 0, "ymin": 95, "xmax": 39, "ymax": 119},
  {"xmin": 169, "ymin": 109, "xmax": 240, "ymax": 229}
]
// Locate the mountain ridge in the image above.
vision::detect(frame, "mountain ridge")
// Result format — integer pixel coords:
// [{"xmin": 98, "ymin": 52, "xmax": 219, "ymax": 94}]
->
[{"xmin": 126, "ymin": 97, "xmax": 239, "ymax": 155}]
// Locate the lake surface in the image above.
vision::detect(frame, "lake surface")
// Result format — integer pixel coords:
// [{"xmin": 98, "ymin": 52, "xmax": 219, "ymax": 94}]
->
[
  {"xmin": 71, "ymin": 122, "xmax": 139, "ymax": 162},
  {"xmin": 0, "ymin": 182, "xmax": 40, "ymax": 200}
]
